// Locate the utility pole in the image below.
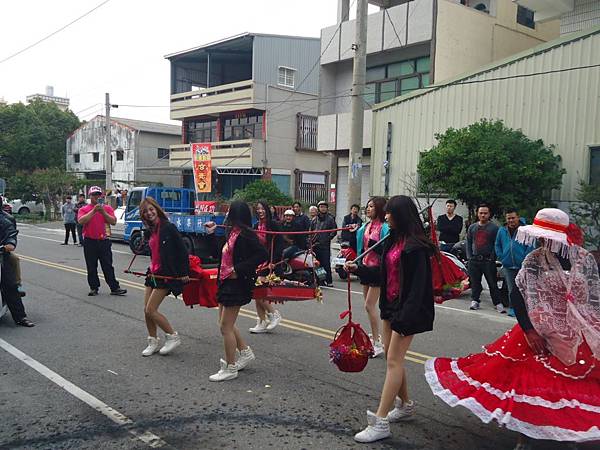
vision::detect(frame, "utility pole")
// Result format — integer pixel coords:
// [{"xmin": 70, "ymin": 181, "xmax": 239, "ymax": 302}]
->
[
  {"xmin": 105, "ymin": 92, "xmax": 112, "ymax": 191},
  {"xmin": 347, "ymin": 0, "xmax": 368, "ymax": 208}
]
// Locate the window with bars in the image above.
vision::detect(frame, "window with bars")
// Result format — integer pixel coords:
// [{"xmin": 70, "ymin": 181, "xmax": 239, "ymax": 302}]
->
[
  {"xmin": 92, "ymin": 152, "xmax": 99, "ymax": 162},
  {"xmin": 157, "ymin": 148, "xmax": 170, "ymax": 160},
  {"xmin": 363, "ymin": 56, "xmax": 431, "ymax": 105},
  {"xmin": 223, "ymin": 113, "xmax": 263, "ymax": 141},
  {"xmin": 186, "ymin": 120, "xmax": 217, "ymax": 144},
  {"xmin": 278, "ymin": 66, "xmax": 296, "ymax": 89},
  {"xmin": 116, "ymin": 150, "xmax": 124, "ymax": 161}
]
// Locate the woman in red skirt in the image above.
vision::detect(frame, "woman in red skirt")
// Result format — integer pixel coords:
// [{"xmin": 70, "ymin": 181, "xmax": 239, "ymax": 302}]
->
[{"xmin": 425, "ymin": 208, "xmax": 600, "ymax": 448}]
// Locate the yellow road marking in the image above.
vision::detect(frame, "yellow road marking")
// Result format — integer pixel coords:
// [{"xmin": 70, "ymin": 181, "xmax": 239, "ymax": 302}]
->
[{"xmin": 20, "ymin": 254, "xmax": 431, "ymax": 364}]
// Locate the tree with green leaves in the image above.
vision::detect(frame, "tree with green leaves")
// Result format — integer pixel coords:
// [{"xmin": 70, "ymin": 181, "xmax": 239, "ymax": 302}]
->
[
  {"xmin": 417, "ymin": 119, "xmax": 565, "ymax": 220},
  {"xmin": 570, "ymin": 181, "xmax": 600, "ymax": 251},
  {"xmin": 0, "ymin": 100, "xmax": 80, "ymax": 174},
  {"xmin": 232, "ymin": 179, "xmax": 292, "ymax": 206}
]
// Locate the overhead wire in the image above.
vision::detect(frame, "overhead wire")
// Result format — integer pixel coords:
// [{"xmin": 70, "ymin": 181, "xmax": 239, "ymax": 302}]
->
[{"xmin": 0, "ymin": 0, "xmax": 111, "ymax": 65}]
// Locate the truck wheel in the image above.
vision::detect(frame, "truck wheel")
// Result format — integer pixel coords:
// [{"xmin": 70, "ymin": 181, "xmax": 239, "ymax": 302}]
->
[
  {"xmin": 129, "ymin": 231, "xmax": 148, "ymax": 255},
  {"xmin": 181, "ymin": 235, "xmax": 195, "ymax": 255},
  {"xmin": 18, "ymin": 207, "xmax": 30, "ymax": 215}
]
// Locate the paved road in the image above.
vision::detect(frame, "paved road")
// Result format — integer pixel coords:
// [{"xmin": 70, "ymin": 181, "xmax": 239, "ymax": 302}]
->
[{"xmin": 0, "ymin": 223, "xmax": 576, "ymax": 449}]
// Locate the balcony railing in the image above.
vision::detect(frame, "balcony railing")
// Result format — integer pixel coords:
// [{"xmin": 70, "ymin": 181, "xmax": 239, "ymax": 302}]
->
[
  {"xmin": 170, "ymin": 80, "xmax": 254, "ymax": 120},
  {"xmin": 169, "ymin": 139, "xmax": 255, "ymax": 169}
]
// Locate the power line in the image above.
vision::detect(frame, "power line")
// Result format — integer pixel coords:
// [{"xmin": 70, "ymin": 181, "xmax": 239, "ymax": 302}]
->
[
  {"xmin": 75, "ymin": 103, "xmax": 102, "ymax": 115},
  {"xmin": 0, "ymin": 0, "xmax": 111, "ymax": 65}
]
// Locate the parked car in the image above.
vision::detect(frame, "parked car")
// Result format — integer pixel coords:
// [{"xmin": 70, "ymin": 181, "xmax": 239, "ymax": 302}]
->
[
  {"xmin": 1, "ymin": 198, "xmax": 12, "ymax": 214},
  {"xmin": 9, "ymin": 199, "xmax": 45, "ymax": 216},
  {"xmin": 111, "ymin": 206, "xmax": 126, "ymax": 240}
]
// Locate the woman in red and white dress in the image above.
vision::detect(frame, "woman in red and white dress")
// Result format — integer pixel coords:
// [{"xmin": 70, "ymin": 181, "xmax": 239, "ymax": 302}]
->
[{"xmin": 425, "ymin": 208, "xmax": 600, "ymax": 449}]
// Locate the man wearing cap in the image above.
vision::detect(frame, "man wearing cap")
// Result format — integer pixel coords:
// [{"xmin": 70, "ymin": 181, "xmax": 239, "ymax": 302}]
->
[
  {"xmin": 77, "ymin": 186, "xmax": 127, "ymax": 297},
  {"xmin": 310, "ymin": 201, "xmax": 338, "ymax": 286},
  {"xmin": 281, "ymin": 209, "xmax": 307, "ymax": 260}
]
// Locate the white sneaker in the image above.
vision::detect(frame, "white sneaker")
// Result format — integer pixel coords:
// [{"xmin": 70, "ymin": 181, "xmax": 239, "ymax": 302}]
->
[
  {"xmin": 249, "ymin": 318, "xmax": 269, "ymax": 334},
  {"xmin": 354, "ymin": 410, "xmax": 391, "ymax": 443},
  {"xmin": 234, "ymin": 346, "xmax": 255, "ymax": 371},
  {"xmin": 387, "ymin": 398, "xmax": 415, "ymax": 422},
  {"xmin": 470, "ymin": 300, "xmax": 480, "ymax": 310},
  {"xmin": 159, "ymin": 332, "xmax": 181, "ymax": 355},
  {"xmin": 141, "ymin": 336, "xmax": 160, "ymax": 357},
  {"xmin": 209, "ymin": 358, "xmax": 238, "ymax": 382},
  {"xmin": 371, "ymin": 336, "xmax": 385, "ymax": 358},
  {"xmin": 266, "ymin": 310, "xmax": 282, "ymax": 331},
  {"xmin": 496, "ymin": 304, "xmax": 506, "ymax": 314}
]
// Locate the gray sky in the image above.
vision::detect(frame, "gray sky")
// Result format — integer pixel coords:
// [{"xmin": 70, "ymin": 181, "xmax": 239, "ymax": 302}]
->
[{"xmin": 0, "ymin": 0, "xmax": 344, "ymax": 124}]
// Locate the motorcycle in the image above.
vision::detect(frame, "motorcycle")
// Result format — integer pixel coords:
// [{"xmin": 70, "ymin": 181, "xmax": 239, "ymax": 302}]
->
[
  {"xmin": 281, "ymin": 248, "xmax": 327, "ymax": 285},
  {"xmin": 0, "ymin": 247, "xmax": 7, "ymax": 320},
  {"xmin": 333, "ymin": 241, "xmax": 357, "ymax": 280}
]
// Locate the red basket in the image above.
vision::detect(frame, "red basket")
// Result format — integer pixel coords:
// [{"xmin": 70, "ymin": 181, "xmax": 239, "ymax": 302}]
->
[
  {"xmin": 252, "ymin": 285, "xmax": 318, "ymax": 303},
  {"xmin": 329, "ymin": 320, "xmax": 374, "ymax": 372}
]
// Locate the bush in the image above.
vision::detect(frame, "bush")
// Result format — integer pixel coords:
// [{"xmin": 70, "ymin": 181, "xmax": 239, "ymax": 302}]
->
[
  {"xmin": 232, "ymin": 180, "xmax": 293, "ymax": 206},
  {"xmin": 571, "ymin": 181, "xmax": 600, "ymax": 251}
]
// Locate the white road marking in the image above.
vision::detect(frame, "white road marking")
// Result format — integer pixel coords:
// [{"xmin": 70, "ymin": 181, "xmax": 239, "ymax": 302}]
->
[
  {"xmin": 107, "ymin": 370, "xmax": 118, "ymax": 375},
  {"xmin": 19, "ymin": 233, "xmax": 131, "ymax": 255},
  {"xmin": 0, "ymin": 338, "xmax": 167, "ymax": 448}
]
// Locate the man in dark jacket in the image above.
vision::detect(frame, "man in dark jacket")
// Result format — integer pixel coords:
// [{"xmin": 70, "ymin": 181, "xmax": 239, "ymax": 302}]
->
[
  {"xmin": 436, "ymin": 199, "xmax": 463, "ymax": 252},
  {"xmin": 0, "ymin": 211, "xmax": 34, "ymax": 327},
  {"xmin": 341, "ymin": 204, "xmax": 363, "ymax": 252},
  {"xmin": 310, "ymin": 201, "xmax": 337, "ymax": 286}
]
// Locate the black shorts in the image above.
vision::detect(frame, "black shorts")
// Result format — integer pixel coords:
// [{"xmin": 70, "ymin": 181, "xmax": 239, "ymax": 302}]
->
[
  {"xmin": 379, "ymin": 296, "xmax": 402, "ymax": 323},
  {"xmin": 144, "ymin": 274, "xmax": 183, "ymax": 297},
  {"xmin": 358, "ymin": 266, "xmax": 381, "ymax": 287},
  {"xmin": 217, "ymin": 278, "xmax": 253, "ymax": 307}
]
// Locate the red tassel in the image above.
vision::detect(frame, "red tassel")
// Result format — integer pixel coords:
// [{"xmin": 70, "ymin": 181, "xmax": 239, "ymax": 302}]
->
[{"xmin": 566, "ymin": 223, "xmax": 584, "ymax": 246}]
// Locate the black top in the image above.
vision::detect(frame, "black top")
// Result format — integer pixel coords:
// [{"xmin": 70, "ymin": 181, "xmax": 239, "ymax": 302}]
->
[
  {"xmin": 341, "ymin": 214, "xmax": 363, "ymax": 249},
  {"xmin": 292, "ymin": 214, "xmax": 311, "ymax": 232},
  {"xmin": 436, "ymin": 214, "xmax": 463, "ymax": 244},
  {"xmin": 357, "ymin": 238, "xmax": 434, "ymax": 336},
  {"xmin": 309, "ymin": 213, "xmax": 337, "ymax": 248},
  {"xmin": 281, "ymin": 221, "xmax": 307, "ymax": 250},
  {"xmin": 0, "ymin": 211, "xmax": 18, "ymax": 248},
  {"xmin": 210, "ymin": 228, "xmax": 269, "ymax": 288},
  {"xmin": 143, "ymin": 221, "xmax": 189, "ymax": 278}
]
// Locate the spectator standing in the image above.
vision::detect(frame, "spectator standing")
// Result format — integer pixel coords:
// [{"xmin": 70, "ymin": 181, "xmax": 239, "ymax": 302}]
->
[
  {"xmin": 73, "ymin": 194, "xmax": 87, "ymax": 246},
  {"xmin": 494, "ymin": 209, "xmax": 533, "ymax": 317},
  {"xmin": 310, "ymin": 201, "xmax": 337, "ymax": 286},
  {"xmin": 466, "ymin": 204, "xmax": 503, "ymax": 312},
  {"xmin": 292, "ymin": 201, "xmax": 311, "ymax": 231},
  {"xmin": 341, "ymin": 204, "xmax": 363, "ymax": 251},
  {"xmin": 308, "ymin": 205, "xmax": 318, "ymax": 222},
  {"xmin": 61, "ymin": 196, "xmax": 78, "ymax": 245},
  {"xmin": 281, "ymin": 209, "xmax": 307, "ymax": 258},
  {"xmin": 77, "ymin": 186, "xmax": 127, "ymax": 297},
  {"xmin": 436, "ymin": 200, "xmax": 463, "ymax": 252}
]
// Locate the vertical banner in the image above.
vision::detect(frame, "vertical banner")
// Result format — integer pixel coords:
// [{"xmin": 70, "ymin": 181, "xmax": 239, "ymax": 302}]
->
[{"xmin": 191, "ymin": 143, "xmax": 212, "ymax": 193}]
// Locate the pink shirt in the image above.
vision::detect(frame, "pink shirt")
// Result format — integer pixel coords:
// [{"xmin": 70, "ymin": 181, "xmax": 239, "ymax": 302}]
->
[
  {"xmin": 78, "ymin": 204, "xmax": 115, "ymax": 240},
  {"xmin": 256, "ymin": 221, "xmax": 267, "ymax": 247},
  {"xmin": 149, "ymin": 223, "xmax": 161, "ymax": 273},
  {"xmin": 219, "ymin": 227, "xmax": 241, "ymax": 281},
  {"xmin": 385, "ymin": 240, "xmax": 405, "ymax": 302},
  {"xmin": 363, "ymin": 220, "xmax": 383, "ymax": 267}
]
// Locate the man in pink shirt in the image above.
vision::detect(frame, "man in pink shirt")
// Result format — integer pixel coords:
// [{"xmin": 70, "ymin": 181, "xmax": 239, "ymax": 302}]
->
[{"xmin": 77, "ymin": 186, "xmax": 127, "ymax": 297}]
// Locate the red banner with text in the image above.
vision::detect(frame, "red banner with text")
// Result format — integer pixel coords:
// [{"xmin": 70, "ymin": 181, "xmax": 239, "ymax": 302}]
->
[{"xmin": 191, "ymin": 143, "xmax": 212, "ymax": 193}]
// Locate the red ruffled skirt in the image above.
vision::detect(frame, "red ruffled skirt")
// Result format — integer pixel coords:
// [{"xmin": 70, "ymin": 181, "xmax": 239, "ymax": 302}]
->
[{"xmin": 425, "ymin": 325, "xmax": 600, "ymax": 442}]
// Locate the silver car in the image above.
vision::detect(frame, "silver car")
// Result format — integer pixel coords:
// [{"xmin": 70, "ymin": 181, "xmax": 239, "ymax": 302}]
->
[{"xmin": 9, "ymin": 199, "xmax": 46, "ymax": 215}]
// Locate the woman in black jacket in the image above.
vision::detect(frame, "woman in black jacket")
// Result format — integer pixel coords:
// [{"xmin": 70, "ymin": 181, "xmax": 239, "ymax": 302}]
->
[
  {"xmin": 250, "ymin": 201, "xmax": 285, "ymax": 334},
  {"xmin": 346, "ymin": 195, "xmax": 435, "ymax": 443},
  {"xmin": 140, "ymin": 197, "xmax": 189, "ymax": 357},
  {"xmin": 204, "ymin": 201, "xmax": 268, "ymax": 382}
]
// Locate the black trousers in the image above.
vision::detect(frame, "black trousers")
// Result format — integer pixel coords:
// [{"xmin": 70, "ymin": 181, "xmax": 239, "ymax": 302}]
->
[
  {"xmin": 314, "ymin": 246, "xmax": 332, "ymax": 284},
  {"xmin": 83, "ymin": 238, "xmax": 120, "ymax": 291},
  {"xmin": 76, "ymin": 224, "xmax": 84, "ymax": 244},
  {"xmin": 64, "ymin": 223, "xmax": 77, "ymax": 244},
  {"xmin": 1, "ymin": 258, "xmax": 26, "ymax": 322},
  {"xmin": 468, "ymin": 259, "xmax": 504, "ymax": 306}
]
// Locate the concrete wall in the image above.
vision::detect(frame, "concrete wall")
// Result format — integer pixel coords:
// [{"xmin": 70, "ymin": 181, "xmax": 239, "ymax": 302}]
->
[
  {"xmin": 434, "ymin": 0, "xmax": 559, "ymax": 82},
  {"xmin": 253, "ymin": 36, "xmax": 321, "ymax": 94},
  {"xmin": 561, "ymin": 0, "xmax": 600, "ymax": 34},
  {"xmin": 370, "ymin": 28, "xmax": 600, "ymax": 204},
  {"xmin": 136, "ymin": 132, "xmax": 182, "ymax": 187}
]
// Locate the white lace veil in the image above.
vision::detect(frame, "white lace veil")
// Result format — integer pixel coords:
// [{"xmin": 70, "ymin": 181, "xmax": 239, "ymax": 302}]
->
[{"xmin": 516, "ymin": 245, "xmax": 600, "ymax": 365}]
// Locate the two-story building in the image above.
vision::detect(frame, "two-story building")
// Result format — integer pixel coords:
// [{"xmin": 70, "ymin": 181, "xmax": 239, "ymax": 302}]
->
[
  {"xmin": 165, "ymin": 33, "xmax": 331, "ymax": 203},
  {"xmin": 66, "ymin": 116, "xmax": 182, "ymax": 189},
  {"xmin": 318, "ymin": 0, "xmax": 559, "ymax": 223}
]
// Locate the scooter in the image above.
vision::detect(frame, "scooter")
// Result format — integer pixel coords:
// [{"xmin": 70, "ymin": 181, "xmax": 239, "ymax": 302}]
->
[
  {"xmin": 281, "ymin": 249, "xmax": 327, "ymax": 285},
  {"xmin": 0, "ymin": 247, "xmax": 7, "ymax": 320},
  {"xmin": 333, "ymin": 241, "xmax": 357, "ymax": 280}
]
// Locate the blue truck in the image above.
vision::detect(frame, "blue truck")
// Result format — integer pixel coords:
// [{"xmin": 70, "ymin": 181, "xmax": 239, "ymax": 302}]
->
[{"xmin": 122, "ymin": 186, "xmax": 225, "ymax": 261}]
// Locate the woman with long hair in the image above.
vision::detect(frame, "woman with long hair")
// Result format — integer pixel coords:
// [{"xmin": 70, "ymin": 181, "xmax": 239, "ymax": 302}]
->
[
  {"xmin": 249, "ymin": 201, "xmax": 284, "ymax": 334},
  {"xmin": 205, "ymin": 201, "xmax": 268, "ymax": 381},
  {"xmin": 425, "ymin": 209, "xmax": 600, "ymax": 449},
  {"xmin": 346, "ymin": 195, "xmax": 436, "ymax": 443},
  {"xmin": 140, "ymin": 197, "xmax": 190, "ymax": 357},
  {"xmin": 355, "ymin": 197, "xmax": 389, "ymax": 358}
]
